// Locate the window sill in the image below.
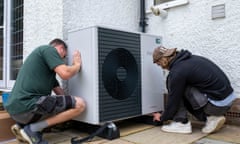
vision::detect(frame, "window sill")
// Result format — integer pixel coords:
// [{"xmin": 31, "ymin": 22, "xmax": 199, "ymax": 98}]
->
[{"xmin": 146, "ymin": 0, "xmax": 189, "ymax": 14}]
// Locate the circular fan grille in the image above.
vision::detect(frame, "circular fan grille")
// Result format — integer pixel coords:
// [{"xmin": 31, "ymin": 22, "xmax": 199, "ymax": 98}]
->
[{"xmin": 102, "ymin": 48, "xmax": 138, "ymax": 100}]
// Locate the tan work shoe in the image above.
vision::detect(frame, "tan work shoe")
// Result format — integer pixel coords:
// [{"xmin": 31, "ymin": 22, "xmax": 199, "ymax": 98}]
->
[
  {"xmin": 202, "ymin": 116, "xmax": 226, "ymax": 134},
  {"xmin": 11, "ymin": 124, "xmax": 29, "ymax": 143}
]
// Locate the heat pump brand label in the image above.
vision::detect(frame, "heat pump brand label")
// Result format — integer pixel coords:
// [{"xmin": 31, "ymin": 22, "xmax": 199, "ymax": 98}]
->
[{"xmin": 156, "ymin": 38, "xmax": 161, "ymax": 44}]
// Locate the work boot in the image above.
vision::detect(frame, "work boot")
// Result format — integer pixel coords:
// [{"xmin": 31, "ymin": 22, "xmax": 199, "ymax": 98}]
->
[
  {"xmin": 161, "ymin": 121, "xmax": 192, "ymax": 134},
  {"xmin": 202, "ymin": 116, "xmax": 226, "ymax": 134},
  {"xmin": 11, "ymin": 124, "xmax": 29, "ymax": 143},
  {"xmin": 20, "ymin": 125, "xmax": 48, "ymax": 144}
]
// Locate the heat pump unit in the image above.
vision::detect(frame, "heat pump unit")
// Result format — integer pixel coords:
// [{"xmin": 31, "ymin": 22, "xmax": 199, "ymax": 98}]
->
[{"xmin": 67, "ymin": 26, "xmax": 164, "ymax": 125}]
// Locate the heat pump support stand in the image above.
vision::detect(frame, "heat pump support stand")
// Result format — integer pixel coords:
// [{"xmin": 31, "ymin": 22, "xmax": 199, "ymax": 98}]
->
[
  {"xmin": 130, "ymin": 115, "xmax": 163, "ymax": 126},
  {"xmin": 72, "ymin": 121, "xmax": 120, "ymax": 140}
]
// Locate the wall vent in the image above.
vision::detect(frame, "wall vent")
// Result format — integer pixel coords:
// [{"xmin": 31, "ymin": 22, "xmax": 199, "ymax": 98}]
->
[{"xmin": 212, "ymin": 4, "xmax": 225, "ymax": 19}]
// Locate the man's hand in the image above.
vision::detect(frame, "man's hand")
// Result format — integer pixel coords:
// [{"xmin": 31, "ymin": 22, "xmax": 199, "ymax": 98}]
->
[
  {"xmin": 152, "ymin": 112, "xmax": 161, "ymax": 122},
  {"xmin": 54, "ymin": 50, "xmax": 82, "ymax": 80},
  {"xmin": 72, "ymin": 50, "xmax": 82, "ymax": 71}
]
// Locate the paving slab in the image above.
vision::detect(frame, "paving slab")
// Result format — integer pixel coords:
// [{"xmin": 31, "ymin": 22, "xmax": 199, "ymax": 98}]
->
[
  {"xmin": 0, "ymin": 139, "xmax": 17, "ymax": 144},
  {"xmin": 43, "ymin": 132, "xmax": 71, "ymax": 143},
  {"xmin": 87, "ymin": 139, "xmax": 134, "ymax": 144},
  {"xmin": 194, "ymin": 138, "xmax": 236, "ymax": 144},
  {"xmin": 3, "ymin": 122, "xmax": 240, "ymax": 144},
  {"xmin": 206, "ymin": 125, "xmax": 240, "ymax": 144},
  {"xmin": 117, "ymin": 121, "xmax": 154, "ymax": 137},
  {"xmin": 122, "ymin": 126, "xmax": 207, "ymax": 144}
]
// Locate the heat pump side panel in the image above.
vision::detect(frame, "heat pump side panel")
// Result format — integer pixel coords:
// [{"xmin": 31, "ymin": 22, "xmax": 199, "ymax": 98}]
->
[
  {"xmin": 67, "ymin": 27, "xmax": 99, "ymax": 124},
  {"xmin": 141, "ymin": 34, "xmax": 165, "ymax": 115}
]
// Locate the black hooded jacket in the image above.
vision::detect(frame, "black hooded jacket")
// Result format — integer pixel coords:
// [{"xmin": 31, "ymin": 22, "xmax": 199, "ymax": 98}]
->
[{"xmin": 160, "ymin": 50, "xmax": 233, "ymax": 122}]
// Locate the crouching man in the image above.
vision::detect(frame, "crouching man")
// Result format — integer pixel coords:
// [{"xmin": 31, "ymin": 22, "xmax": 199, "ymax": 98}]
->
[
  {"xmin": 152, "ymin": 46, "xmax": 236, "ymax": 134},
  {"xmin": 5, "ymin": 39, "xmax": 86, "ymax": 144}
]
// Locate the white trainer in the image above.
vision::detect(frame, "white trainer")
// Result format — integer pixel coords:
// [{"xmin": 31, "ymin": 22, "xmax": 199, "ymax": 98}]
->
[
  {"xmin": 202, "ymin": 116, "xmax": 226, "ymax": 134},
  {"xmin": 161, "ymin": 121, "xmax": 192, "ymax": 134}
]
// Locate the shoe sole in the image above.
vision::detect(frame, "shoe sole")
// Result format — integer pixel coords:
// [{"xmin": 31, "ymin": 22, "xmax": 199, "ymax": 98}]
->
[
  {"xmin": 20, "ymin": 129, "xmax": 33, "ymax": 144},
  {"xmin": 202, "ymin": 117, "xmax": 226, "ymax": 134},
  {"xmin": 161, "ymin": 127, "xmax": 192, "ymax": 134},
  {"xmin": 11, "ymin": 124, "xmax": 29, "ymax": 143}
]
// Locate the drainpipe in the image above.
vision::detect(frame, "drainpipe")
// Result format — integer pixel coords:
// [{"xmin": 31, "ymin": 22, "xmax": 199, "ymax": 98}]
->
[{"xmin": 139, "ymin": 0, "xmax": 147, "ymax": 33}]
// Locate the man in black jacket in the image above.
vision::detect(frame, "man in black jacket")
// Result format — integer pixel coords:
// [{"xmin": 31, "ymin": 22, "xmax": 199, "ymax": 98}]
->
[{"xmin": 152, "ymin": 46, "xmax": 236, "ymax": 134}]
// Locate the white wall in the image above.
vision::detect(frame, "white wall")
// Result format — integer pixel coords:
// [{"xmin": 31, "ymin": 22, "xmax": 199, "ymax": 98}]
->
[
  {"xmin": 62, "ymin": 0, "xmax": 140, "ymax": 39},
  {"xmin": 147, "ymin": 0, "xmax": 240, "ymax": 97},
  {"xmin": 23, "ymin": 0, "xmax": 64, "ymax": 59},
  {"xmin": 24, "ymin": 0, "xmax": 240, "ymax": 97}
]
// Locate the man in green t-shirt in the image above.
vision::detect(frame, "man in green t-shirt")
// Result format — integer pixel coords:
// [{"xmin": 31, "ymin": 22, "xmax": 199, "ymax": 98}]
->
[{"xmin": 5, "ymin": 38, "xmax": 86, "ymax": 144}]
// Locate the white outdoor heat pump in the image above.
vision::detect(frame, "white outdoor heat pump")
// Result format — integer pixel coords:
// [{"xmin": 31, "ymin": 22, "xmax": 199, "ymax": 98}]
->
[{"xmin": 67, "ymin": 26, "xmax": 164, "ymax": 125}]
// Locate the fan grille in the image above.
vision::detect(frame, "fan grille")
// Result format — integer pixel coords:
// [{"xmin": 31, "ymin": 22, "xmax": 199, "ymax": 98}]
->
[{"xmin": 98, "ymin": 27, "xmax": 142, "ymax": 122}]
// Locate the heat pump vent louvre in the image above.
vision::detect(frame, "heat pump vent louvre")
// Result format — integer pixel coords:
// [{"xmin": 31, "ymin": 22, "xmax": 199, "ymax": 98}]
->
[{"xmin": 98, "ymin": 27, "xmax": 142, "ymax": 122}]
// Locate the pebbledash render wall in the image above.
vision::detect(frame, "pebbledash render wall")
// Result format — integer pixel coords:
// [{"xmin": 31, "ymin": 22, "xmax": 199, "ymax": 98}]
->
[
  {"xmin": 146, "ymin": 0, "xmax": 240, "ymax": 97},
  {"xmin": 23, "ymin": 0, "xmax": 240, "ymax": 97},
  {"xmin": 23, "ymin": 0, "xmax": 64, "ymax": 59}
]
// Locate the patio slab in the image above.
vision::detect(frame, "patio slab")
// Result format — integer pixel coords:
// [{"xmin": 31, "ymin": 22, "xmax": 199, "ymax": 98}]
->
[
  {"xmin": 206, "ymin": 125, "xmax": 240, "ymax": 144},
  {"xmin": 2, "ymin": 121, "xmax": 240, "ymax": 144},
  {"xmin": 122, "ymin": 126, "xmax": 207, "ymax": 144}
]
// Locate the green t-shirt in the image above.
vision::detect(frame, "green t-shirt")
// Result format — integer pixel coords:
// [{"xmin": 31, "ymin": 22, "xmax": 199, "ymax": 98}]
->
[{"xmin": 5, "ymin": 45, "xmax": 65, "ymax": 115}]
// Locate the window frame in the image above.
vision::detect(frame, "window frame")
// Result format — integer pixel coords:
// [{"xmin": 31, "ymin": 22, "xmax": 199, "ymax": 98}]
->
[
  {"xmin": 0, "ymin": 0, "xmax": 10, "ymax": 88},
  {"xmin": 0, "ymin": 0, "xmax": 23, "ymax": 90},
  {"xmin": 146, "ymin": 0, "xmax": 189, "ymax": 13},
  {"xmin": 154, "ymin": 0, "xmax": 189, "ymax": 9}
]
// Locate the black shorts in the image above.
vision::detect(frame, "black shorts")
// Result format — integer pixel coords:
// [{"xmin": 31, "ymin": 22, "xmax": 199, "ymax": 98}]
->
[{"xmin": 11, "ymin": 95, "xmax": 76, "ymax": 125}]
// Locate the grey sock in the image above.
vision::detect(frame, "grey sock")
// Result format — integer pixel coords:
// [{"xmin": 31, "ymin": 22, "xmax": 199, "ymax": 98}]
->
[{"xmin": 29, "ymin": 121, "xmax": 48, "ymax": 132}]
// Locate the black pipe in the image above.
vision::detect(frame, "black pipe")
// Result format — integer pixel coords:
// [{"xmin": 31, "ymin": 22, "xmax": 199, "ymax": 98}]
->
[{"xmin": 139, "ymin": 0, "xmax": 148, "ymax": 33}]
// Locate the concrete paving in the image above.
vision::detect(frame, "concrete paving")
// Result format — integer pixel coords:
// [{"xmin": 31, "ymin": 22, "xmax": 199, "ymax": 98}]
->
[{"xmin": 2, "ymin": 120, "xmax": 240, "ymax": 144}]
